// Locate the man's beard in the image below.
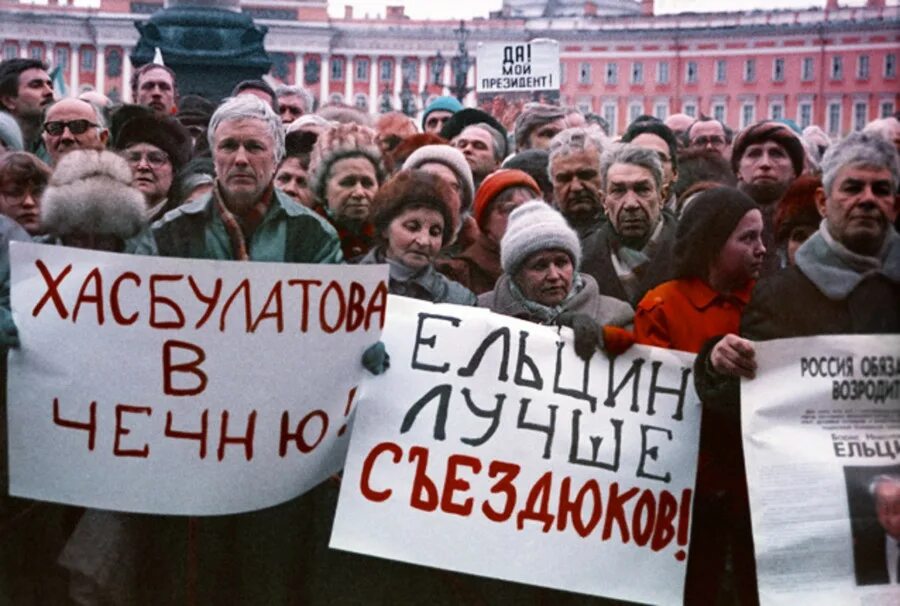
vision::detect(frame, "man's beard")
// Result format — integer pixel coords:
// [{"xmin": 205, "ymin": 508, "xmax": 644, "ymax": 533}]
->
[{"xmin": 739, "ymin": 180, "xmax": 789, "ymax": 205}]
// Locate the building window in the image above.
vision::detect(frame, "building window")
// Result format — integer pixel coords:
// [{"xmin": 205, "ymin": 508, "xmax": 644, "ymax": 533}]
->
[
  {"xmin": 802, "ymin": 57, "xmax": 814, "ymax": 81},
  {"xmin": 853, "ymin": 102, "xmax": 867, "ymax": 131},
  {"xmin": 106, "ymin": 49, "xmax": 122, "ymax": 78},
  {"xmin": 715, "ymin": 59, "xmax": 726, "ymax": 83},
  {"xmin": 3, "ymin": 44, "xmax": 18, "ymax": 61},
  {"xmin": 30, "ymin": 46, "xmax": 44, "ymax": 62},
  {"xmin": 882, "ymin": 101, "xmax": 896, "ymax": 118},
  {"xmin": 605, "ymin": 63, "xmax": 618, "ymax": 85},
  {"xmin": 329, "ymin": 93, "xmax": 344, "ymax": 105},
  {"xmin": 744, "ymin": 59, "xmax": 756, "ymax": 82},
  {"xmin": 857, "ymin": 55, "xmax": 869, "ymax": 80},
  {"xmin": 628, "ymin": 102, "xmax": 643, "ymax": 124},
  {"xmin": 885, "ymin": 53, "xmax": 896, "ymax": 78},
  {"xmin": 773, "ymin": 58, "xmax": 785, "ymax": 82},
  {"xmin": 770, "ymin": 103, "xmax": 784, "ymax": 121},
  {"xmin": 798, "ymin": 103, "xmax": 813, "ymax": 129},
  {"xmin": 827, "ymin": 102, "xmax": 841, "ymax": 136},
  {"xmin": 631, "ymin": 62, "xmax": 643, "ymax": 84},
  {"xmin": 713, "ymin": 103, "xmax": 726, "ymax": 123},
  {"xmin": 379, "ymin": 59, "xmax": 392, "ymax": 82},
  {"xmin": 602, "ymin": 102, "xmax": 617, "ymax": 136},
  {"xmin": 741, "ymin": 103, "xmax": 755, "ymax": 128},
  {"xmin": 576, "ymin": 98, "xmax": 591, "ymax": 114},
  {"xmin": 81, "ymin": 48, "xmax": 95, "ymax": 71},
  {"xmin": 684, "ymin": 103, "xmax": 697, "ymax": 118},
  {"xmin": 55, "ymin": 47, "xmax": 69, "ymax": 70},
  {"xmin": 331, "ymin": 57, "xmax": 344, "ymax": 81},
  {"xmin": 560, "ymin": 61, "xmax": 566, "ymax": 85},
  {"xmin": 831, "ymin": 56, "xmax": 843, "ymax": 80},
  {"xmin": 356, "ymin": 59, "xmax": 369, "ymax": 82},
  {"xmin": 686, "ymin": 61, "xmax": 698, "ymax": 84},
  {"xmin": 354, "ymin": 93, "xmax": 368, "ymax": 109},
  {"xmin": 657, "ymin": 61, "xmax": 669, "ymax": 84},
  {"xmin": 654, "ymin": 102, "xmax": 668, "ymax": 120},
  {"xmin": 579, "ymin": 62, "xmax": 592, "ymax": 85}
]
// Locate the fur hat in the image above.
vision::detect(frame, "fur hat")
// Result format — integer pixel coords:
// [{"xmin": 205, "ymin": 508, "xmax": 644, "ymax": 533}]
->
[
  {"xmin": 673, "ymin": 186, "xmax": 758, "ymax": 280},
  {"xmin": 371, "ymin": 169, "xmax": 456, "ymax": 247},
  {"xmin": 472, "ymin": 169, "xmax": 540, "ymax": 229},
  {"xmin": 501, "ymin": 200, "xmax": 581, "ymax": 275},
  {"xmin": 309, "ymin": 122, "xmax": 385, "ymax": 204},
  {"xmin": 41, "ymin": 150, "xmax": 147, "ymax": 239},
  {"xmin": 115, "ymin": 114, "xmax": 193, "ymax": 173},
  {"xmin": 514, "ymin": 103, "xmax": 566, "ymax": 151},
  {"xmin": 439, "ymin": 108, "xmax": 508, "ymax": 158},
  {"xmin": 731, "ymin": 121, "xmax": 806, "ymax": 178},
  {"xmin": 402, "ymin": 144, "xmax": 475, "ymax": 215},
  {"xmin": 0, "ymin": 112, "xmax": 24, "ymax": 151},
  {"xmin": 421, "ymin": 96, "xmax": 463, "ymax": 130},
  {"xmin": 176, "ymin": 94, "xmax": 216, "ymax": 128}
]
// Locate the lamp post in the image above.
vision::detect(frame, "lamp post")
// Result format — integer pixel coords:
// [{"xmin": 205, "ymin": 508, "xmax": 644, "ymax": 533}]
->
[{"xmin": 450, "ymin": 20, "xmax": 473, "ymax": 102}]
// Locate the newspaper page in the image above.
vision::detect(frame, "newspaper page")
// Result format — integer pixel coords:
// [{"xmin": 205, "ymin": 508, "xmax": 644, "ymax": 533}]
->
[{"xmin": 742, "ymin": 335, "xmax": 900, "ymax": 606}]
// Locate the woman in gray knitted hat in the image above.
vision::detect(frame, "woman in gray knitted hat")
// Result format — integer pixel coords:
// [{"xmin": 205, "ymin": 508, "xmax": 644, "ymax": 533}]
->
[{"xmin": 480, "ymin": 200, "xmax": 634, "ymax": 359}]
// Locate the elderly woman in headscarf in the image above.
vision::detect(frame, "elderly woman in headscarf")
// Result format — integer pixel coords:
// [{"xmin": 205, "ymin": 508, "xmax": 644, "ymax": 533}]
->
[
  {"xmin": 480, "ymin": 200, "xmax": 634, "ymax": 359},
  {"xmin": 308, "ymin": 122, "xmax": 386, "ymax": 260},
  {"xmin": 359, "ymin": 168, "xmax": 475, "ymax": 305}
]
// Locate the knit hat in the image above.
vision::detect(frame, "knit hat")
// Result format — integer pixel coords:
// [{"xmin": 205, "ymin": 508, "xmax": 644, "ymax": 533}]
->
[
  {"xmin": 371, "ymin": 169, "xmax": 456, "ymax": 246},
  {"xmin": 439, "ymin": 108, "xmax": 509, "ymax": 158},
  {"xmin": 473, "ymin": 169, "xmax": 540, "ymax": 229},
  {"xmin": 0, "ymin": 112, "xmax": 24, "ymax": 151},
  {"xmin": 309, "ymin": 122, "xmax": 385, "ymax": 204},
  {"xmin": 41, "ymin": 150, "xmax": 147, "ymax": 239},
  {"xmin": 673, "ymin": 186, "xmax": 759, "ymax": 280},
  {"xmin": 176, "ymin": 94, "xmax": 215, "ymax": 128},
  {"xmin": 774, "ymin": 175, "xmax": 823, "ymax": 243},
  {"xmin": 514, "ymin": 103, "xmax": 566, "ymax": 151},
  {"xmin": 402, "ymin": 144, "xmax": 475, "ymax": 215},
  {"xmin": 115, "ymin": 114, "xmax": 193, "ymax": 173},
  {"xmin": 421, "ymin": 96, "xmax": 463, "ymax": 130},
  {"xmin": 731, "ymin": 121, "xmax": 806, "ymax": 178},
  {"xmin": 501, "ymin": 200, "xmax": 582, "ymax": 275}
]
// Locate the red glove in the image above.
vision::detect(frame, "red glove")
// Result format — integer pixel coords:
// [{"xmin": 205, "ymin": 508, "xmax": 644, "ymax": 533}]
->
[{"xmin": 602, "ymin": 326, "xmax": 636, "ymax": 356}]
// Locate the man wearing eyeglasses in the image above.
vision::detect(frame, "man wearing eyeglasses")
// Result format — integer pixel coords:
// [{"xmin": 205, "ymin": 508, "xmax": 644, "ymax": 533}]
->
[
  {"xmin": 41, "ymin": 98, "xmax": 108, "ymax": 165},
  {"xmin": 687, "ymin": 117, "xmax": 733, "ymax": 162}
]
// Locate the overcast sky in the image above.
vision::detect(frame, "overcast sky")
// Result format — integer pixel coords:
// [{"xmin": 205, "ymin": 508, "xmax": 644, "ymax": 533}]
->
[{"xmin": 326, "ymin": 0, "xmax": 883, "ymax": 20}]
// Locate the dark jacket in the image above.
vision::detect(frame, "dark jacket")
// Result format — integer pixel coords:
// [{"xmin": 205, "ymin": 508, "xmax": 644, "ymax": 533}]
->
[
  {"xmin": 360, "ymin": 247, "xmax": 477, "ymax": 305},
  {"xmin": 436, "ymin": 233, "xmax": 502, "ymax": 295},
  {"xmin": 580, "ymin": 211, "xmax": 677, "ymax": 306}
]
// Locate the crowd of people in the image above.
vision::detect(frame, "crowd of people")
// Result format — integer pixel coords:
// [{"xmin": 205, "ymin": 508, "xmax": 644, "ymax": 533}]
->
[{"xmin": 0, "ymin": 55, "xmax": 898, "ymax": 605}]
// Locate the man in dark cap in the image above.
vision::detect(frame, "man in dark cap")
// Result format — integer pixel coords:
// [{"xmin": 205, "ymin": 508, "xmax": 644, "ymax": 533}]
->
[
  {"xmin": 232, "ymin": 79, "xmax": 279, "ymax": 113},
  {"xmin": 440, "ymin": 108, "xmax": 508, "ymax": 188},
  {"xmin": 113, "ymin": 113, "xmax": 192, "ymax": 221},
  {"xmin": 175, "ymin": 94, "xmax": 216, "ymax": 154}
]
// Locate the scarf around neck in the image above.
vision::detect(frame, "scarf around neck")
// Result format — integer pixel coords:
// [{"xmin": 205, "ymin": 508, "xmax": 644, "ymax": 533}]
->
[{"xmin": 509, "ymin": 272, "xmax": 585, "ymax": 324}]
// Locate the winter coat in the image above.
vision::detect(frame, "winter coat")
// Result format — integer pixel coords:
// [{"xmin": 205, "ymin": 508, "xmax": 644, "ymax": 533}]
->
[
  {"xmin": 435, "ymin": 232, "xmax": 502, "ymax": 295},
  {"xmin": 580, "ymin": 211, "xmax": 677, "ymax": 306},
  {"xmin": 479, "ymin": 272, "xmax": 634, "ymax": 329},
  {"xmin": 133, "ymin": 188, "xmax": 343, "ymax": 263},
  {"xmin": 360, "ymin": 246, "xmax": 477, "ymax": 305}
]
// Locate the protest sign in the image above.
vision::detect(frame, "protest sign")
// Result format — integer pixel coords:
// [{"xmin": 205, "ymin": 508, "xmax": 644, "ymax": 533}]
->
[
  {"xmin": 7, "ymin": 241, "xmax": 388, "ymax": 516},
  {"xmin": 331, "ymin": 296, "xmax": 701, "ymax": 604},
  {"xmin": 742, "ymin": 335, "xmax": 900, "ymax": 605},
  {"xmin": 476, "ymin": 39, "xmax": 559, "ymax": 94}
]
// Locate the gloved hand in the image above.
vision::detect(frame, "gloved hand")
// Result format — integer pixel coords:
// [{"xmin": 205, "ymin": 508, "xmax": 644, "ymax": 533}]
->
[
  {"xmin": 0, "ymin": 307, "xmax": 18, "ymax": 348},
  {"xmin": 601, "ymin": 325, "xmax": 635, "ymax": 356},
  {"xmin": 556, "ymin": 312, "xmax": 600, "ymax": 361},
  {"xmin": 361, "ymin": 341, "xmax": 390, "ymax": 375}
]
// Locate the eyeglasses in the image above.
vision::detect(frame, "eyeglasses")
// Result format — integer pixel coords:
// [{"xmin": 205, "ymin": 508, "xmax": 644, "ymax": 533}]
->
[
  {"xmin": 124, "ymin": 150, "xmax": 170, "ymax": 168},
  {"xmin": 43, "ymin": 119, "xmax": 99, "ymax": 136},
  {"xmin": 692, "ymin": 136, "xmax": 726, "ymax": 148}
]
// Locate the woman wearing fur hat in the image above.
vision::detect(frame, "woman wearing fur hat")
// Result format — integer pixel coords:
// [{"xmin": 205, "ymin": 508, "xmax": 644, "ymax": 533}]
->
[
  {"xmin": 360, "ymin": 169, "xmax": 476, "ymax": 305},
  {"xmin": 437, "ymin": 168, "xmax": 540, "ymax": 295},
  {"xmin": 480, "ymin": 200, "xmax": 634, "ymax": 360},
  {"xmin": 632, "ymin": 186, "xmax": 765, "ymax": 606},
  {"xmin": 41, "ymin": 149, "xmax": 148, "ymax": 251},
  {"xmin": 308, "ymin": 122, "xmax": 386, "ymax": 260}
]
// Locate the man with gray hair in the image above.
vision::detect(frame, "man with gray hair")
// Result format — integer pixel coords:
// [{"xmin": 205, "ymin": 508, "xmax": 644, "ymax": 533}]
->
[
  {"xmin": 275, "ymin": 84, "xmax": 315, "ymax": 126},
  {"xmin": 547, "ymin": 127, "xmax": 607, "ymax": 240},
  {"xmin": 452, "ymin": 122, "xmax": 505, "ymax": 189},
  {"xmin": 135, "ymin": 94, "xmax": 341, "ymax": 262},
  {"xmin": 580, "ymin": 142, "xmax": 677, "ymax": 305},
  {"xmin": 514, "ymin": 103, "xmax": 567, "ymax": 152}
]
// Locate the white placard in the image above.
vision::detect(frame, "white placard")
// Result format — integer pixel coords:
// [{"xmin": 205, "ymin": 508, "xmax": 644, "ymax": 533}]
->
[
  {"xmin": 331, "ymin": 295, "xmax": 701, "ymax": 604},
  {"xmin": 7, "ymin": 241, "xmax": 387, "ymax": 516},
  {"xmin": 476, "ymin": 39, "xmax": 560, "ymax": 93},
  {"xmin": 742, "ymin": 335, "xmax": 900, "ymax": 605}
]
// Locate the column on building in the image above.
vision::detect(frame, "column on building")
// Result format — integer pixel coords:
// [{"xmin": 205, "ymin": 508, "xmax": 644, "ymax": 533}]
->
[
  {"xmin": 464, "ymin": 61, "xmax": 476, "ymax": 108},
  {"xmin": 319, "ymin": 52, "xmax": 330, "ymax": 107},
  {"xmin": 392, "ymin": 55, "xmax": 402, "ymax": 110},
  {"xmin": 295, "ymin": 52, "xmax": 305, "ymax": 89},
  {"xmin": 417, "ymin": 56, "xmax": 427, "ymax": 118},
  {"xmin": 19, "ymin": 45, "xmax": 28, "ymax": 59},
  {"xmin": 95, "ymin": 45, "xmax": 105, "ymax": 95},
  {"xmin": 442, "ymin": 61, "xmax": 451, "ymax": 98},
  {"xmin": 122, "ymin": 50, "xmax": 133, "ymax": 103},
  {"xmin": 344, "ymin": 54, "xmax": 354, "ymax": 105},
  {"xmin": 368, "ymin": 57, "xmax": 378, "ymax": 114},
  {"xmin": 69, "ymin": 47, "xmax": 80, "ymax": 95}
]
